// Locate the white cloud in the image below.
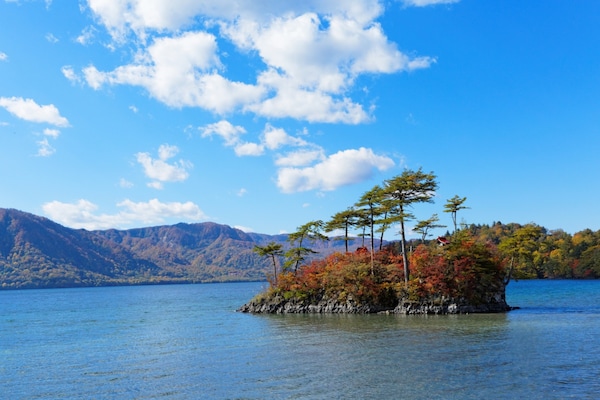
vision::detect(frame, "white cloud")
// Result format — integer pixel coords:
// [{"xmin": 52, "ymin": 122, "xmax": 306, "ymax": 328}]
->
[
  {"xmin": 61, "ymin": 66, "xmax": 81, "ymax": 83},
  {"xmin": 275, "ymin": 148, "xmax": 324, "ymax": 167},
  {"xmin": 81, "ymin": 0, "xmax": 434, "ymax": 123},
  {"xmin": 247, "ymin": 71, "xmax": 372, "ymax": 123},
  {"xmin": 86, "ymin": 0, "xmax": 205, "ymax": 39},
  {"xmin": 135, "ymin": 144, "xmax": 192, "ymax": 189},
  {"xmin": 402, "ymin": 0, "xmax": 460, "ymax": 6},
  {"xmin": 157, "ymin": 144, "xmax": 178, "ymax": 160},
  {"xmin": 276, "ymin": 147, "xmax": 394, "ymax": 193},
  {"xmin": 234, "ymin": 142, "xmax": 264, "ymax": 156},
  {"xmin": 262, "ymin": 124, "xmax": 307, "ymax": 150},
  {"xmin": 86, "ymin": 1, "xmax": 385, "ymax": 38},
  {"xmin": 36, "ymin": 138, "xmax": 55, "ymax": 157},
  {"xmin": 81, "ymin": 65, "xmax": 104, "ymax": 89},
  {"xmin": 198, "ymin": 120, "xmax": 393, "ymax": 192},
  {"xmin": 46, "ymin": 33, "xmax": 59, "ymax": 43},
  {"xmin": 147, "ymin": 181, "xmax": 163, "ymax": 190},
  {"xmin": 42, "ymin": 198, "xmax": 207, "ymax": 230},
  {"xmin": 237, "ymin": 188, "xmax": 247, "ymax": 197},
  {"xmin": 200, "ymin": 120, "xmax": 247, "ymax": 146},
  {"xmin": 119, "ymin": 178, "xmax": 134, "ymax": 188},
  {"xmin": 117, "ymin": 198, "xmax": 205, "ymax": 223},
  {"xmin": 0, "ymin": 52, "xmax": 7, "ymax": 61},
  {"xmin": 76, "ymin": 26, "xmax": 97, "ymax": 45},
  {"xmin": 43, "ymin": 128, "xmax": 60, "ymax": 138},
  {"xmin": 83, "ymin": 32, "xmax": 263, "ymax": 114},
  {"xmin": 0, "ymin": 97, "xmax": 70, "ymax": 127},
  {"xmin": 229, "ymin": 12, "xmax": 426, "ymax": 92},
  {"xmin": 234, "ymin": 225, "xmax": 253, "ymax": 233},
  {"xmin": 200, "ymin": 121, "xmax": 319, "ymax": 158},
  {"xmin": 35, "ymin": 129, "xmax": 61, "ymax": 156}
]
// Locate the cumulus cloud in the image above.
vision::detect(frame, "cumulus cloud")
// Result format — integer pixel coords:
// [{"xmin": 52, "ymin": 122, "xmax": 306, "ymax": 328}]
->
[
  {"xmin": 274, "ymin": 148, "xmax": 324, "ymax": 167},
  {"xmin": 200, "ymin": 120, "xmax": 247, "ymax": 146},
  {"xmin": 79, "ymin": 0, "xmax": 434, "ymax": 123},
  {"xmin": 61, "ymin": 66, "xmax": 81, "ymax": 84},
  {"xmin": 0, "ymin": 97, "xmax": 70, "ymax": 127},
  {"xmin": 276, "ymin": 147, "xmax": 394, "ymax": 193},
  {"xmin": 86, "ymin": 1, "xmax": 384, "ymax": 39},
  {"xmin": 200, "ymin": 120, "xmax": 322, "ymax": 158},
  {"xmin": 200, "ymin": 120, "xmax": 394, "ymax": 192},
  {"xmin": 233, "ymin": 142, "xmax": 264, "ymax": 157},
  {"xmin": 135, "ymin": 144, "xmax": 192, "ymax": 189},
  {"xmin": 200, "ymin": 120, "xmax": 264, "ymax": 156},
  {"xmin": 262, "ymin": 124, "xmax": 308, "ymax": 150},
  {"xmin": 82, "ymin": 31, "xmax": 263, "ymax": 114},
  {"xmin": 42, "ymin": 198, "xmax": 207, "ymax": 230},
  {"xmin": 0, "ymin": 52, "xmax": 7, "ymax": 61}
]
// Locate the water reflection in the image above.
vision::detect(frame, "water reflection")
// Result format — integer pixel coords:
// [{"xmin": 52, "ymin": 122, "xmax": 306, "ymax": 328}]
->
[
  {"xmin": 240, "ymin": 312, "xmax": 515, "ymax": 399},
  {"xmin": 257, "ymin": 311, "xmax": 510, "ymax": 338}
]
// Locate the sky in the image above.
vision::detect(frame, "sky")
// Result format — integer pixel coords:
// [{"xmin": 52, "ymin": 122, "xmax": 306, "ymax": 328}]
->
[{"xmin": 1, "ymin": 0, "xmax": 599, "ymax": 238}]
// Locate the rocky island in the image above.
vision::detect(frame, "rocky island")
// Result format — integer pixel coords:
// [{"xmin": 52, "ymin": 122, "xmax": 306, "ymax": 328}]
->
[
  {"xmin": 238, "ymin": 236, "xmax": 512, "ymax": 315},
  {"xmin": 240, "ymin": 169, "xmax": 513, "ymax": 315}
]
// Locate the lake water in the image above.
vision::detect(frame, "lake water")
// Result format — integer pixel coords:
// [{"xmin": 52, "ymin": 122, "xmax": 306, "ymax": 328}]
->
[{"xmin": 1, "ymin": 280, "xmax": 599, "ymax": 399}]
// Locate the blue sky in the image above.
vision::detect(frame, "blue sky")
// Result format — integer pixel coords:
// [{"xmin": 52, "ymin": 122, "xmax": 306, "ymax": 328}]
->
[{"xmin": 1, "ymin": 0, "xmax": 599, "ymax": 237}]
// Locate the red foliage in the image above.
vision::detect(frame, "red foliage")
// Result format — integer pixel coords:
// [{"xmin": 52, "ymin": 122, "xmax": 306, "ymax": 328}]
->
[{"xmin": 271, "ymin": 234, "xmax": 506, "ymax": 306}]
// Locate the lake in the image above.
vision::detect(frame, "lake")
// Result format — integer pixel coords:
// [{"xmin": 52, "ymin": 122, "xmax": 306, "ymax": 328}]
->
[{"xmin": 1, "ymin": 280, "xmax": 599, "ymax": 399}]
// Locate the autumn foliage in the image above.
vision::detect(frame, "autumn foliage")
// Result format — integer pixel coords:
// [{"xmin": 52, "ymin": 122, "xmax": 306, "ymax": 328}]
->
[{"xmin": 267, "ymin": 231, "xmax": 507, "ymax": 308}]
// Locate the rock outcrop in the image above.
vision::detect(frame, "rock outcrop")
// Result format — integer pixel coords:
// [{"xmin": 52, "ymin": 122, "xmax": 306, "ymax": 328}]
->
[{"xmin": 238, "ymin": 290, "xmax": 513, "ymax": 315}]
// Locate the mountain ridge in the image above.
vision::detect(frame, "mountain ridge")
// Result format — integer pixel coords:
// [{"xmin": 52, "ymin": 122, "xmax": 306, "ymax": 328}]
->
[{"xmin": 0, "ymin": 208, "xmax": 360, "ymax": 289}]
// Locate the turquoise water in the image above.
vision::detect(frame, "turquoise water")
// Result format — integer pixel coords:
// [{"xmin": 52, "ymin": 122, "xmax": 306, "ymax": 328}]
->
[{"xmin": 1, "ymin": 280, "xmax": 599, "ymax": 399}]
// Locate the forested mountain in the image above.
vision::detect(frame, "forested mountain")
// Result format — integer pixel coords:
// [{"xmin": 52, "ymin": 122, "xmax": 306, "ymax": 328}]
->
[
  {"xmin": 2, "ymin": 207, "xmax": 599, "ymax": 290},
  {"xmin": 0, "ymin": 208, "xmax": 358, "ymax": 289}
]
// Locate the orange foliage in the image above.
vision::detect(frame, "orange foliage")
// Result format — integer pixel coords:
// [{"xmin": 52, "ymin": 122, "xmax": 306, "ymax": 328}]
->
[{"xmin": 270, "ymin": 233, "xmax": 506, "ymax": 306}]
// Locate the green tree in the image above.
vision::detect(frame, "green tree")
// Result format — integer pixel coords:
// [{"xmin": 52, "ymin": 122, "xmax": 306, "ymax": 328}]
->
[
  {"xmin": 414, "ymin": 214, "xmax": 446, "ymax": 244},
  {"xmin": 578, "ymin": 245, "xmax": 600, "ymax": 278},
  {"xmin": 384, "ymin": 168, "xmax": 438, "ymax": 284},
  {"xmin": 499, "ymin": 224, "xmax": 544, "ymax": 281},
  {"xmin": 285, "ymin": 220, "xmax": 328, "ymax": 272},
  {"xmin": 356, "ymin": 185, "xmax": 387, "ymax": 275},
  {"xmin": 324, "ymin": 208, "xmax": 359, "ymax": 253},
  {"xmin": 354, "ymin": 208, "xmax": 372, "ymax": 248},
  {"xmin": 253, "ymin": 242, "xmax": 283, "ymax": 285},
  {"xmin": 444, "ymin": 195, "xmax": 469, "ymax": 234},
  {"xmin": 375, "ymin": 196, "xmax": 395, "ymax": 250},
  {"xmin": 356, "ymin": 185, "xmax": 385, "ymax": 250}
]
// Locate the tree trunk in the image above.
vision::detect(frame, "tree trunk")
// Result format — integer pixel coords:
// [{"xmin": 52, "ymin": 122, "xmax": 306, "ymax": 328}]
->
[
  {"xmin": 399, "ymin": 206, "xmax": 409, "ymax": 285},
  {"xmin": 370, "ymin": 213, "xmax": 375, "ymax": 276},
  {"xmin": 271, "ymin": 254, "xmax": 278, "ymax": 285}
]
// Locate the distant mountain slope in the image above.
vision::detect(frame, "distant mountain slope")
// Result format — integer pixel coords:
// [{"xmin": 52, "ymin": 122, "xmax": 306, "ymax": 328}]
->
[
  {"xmin": 0, "ymin": 208, "xmax": 362, "ymax": 289},
  {"xmin": 0, "ymin": 208, "xmax": 160, "ymax": 289},
  {"xmin": 94, "ymin": 222, "xmax": 272, "ymax": 283}
]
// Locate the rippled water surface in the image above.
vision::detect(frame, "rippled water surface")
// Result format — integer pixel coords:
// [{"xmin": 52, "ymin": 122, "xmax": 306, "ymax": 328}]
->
[{"xmin": 1, "ymin": 280, "xmax": 599, "ymax": 399}]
